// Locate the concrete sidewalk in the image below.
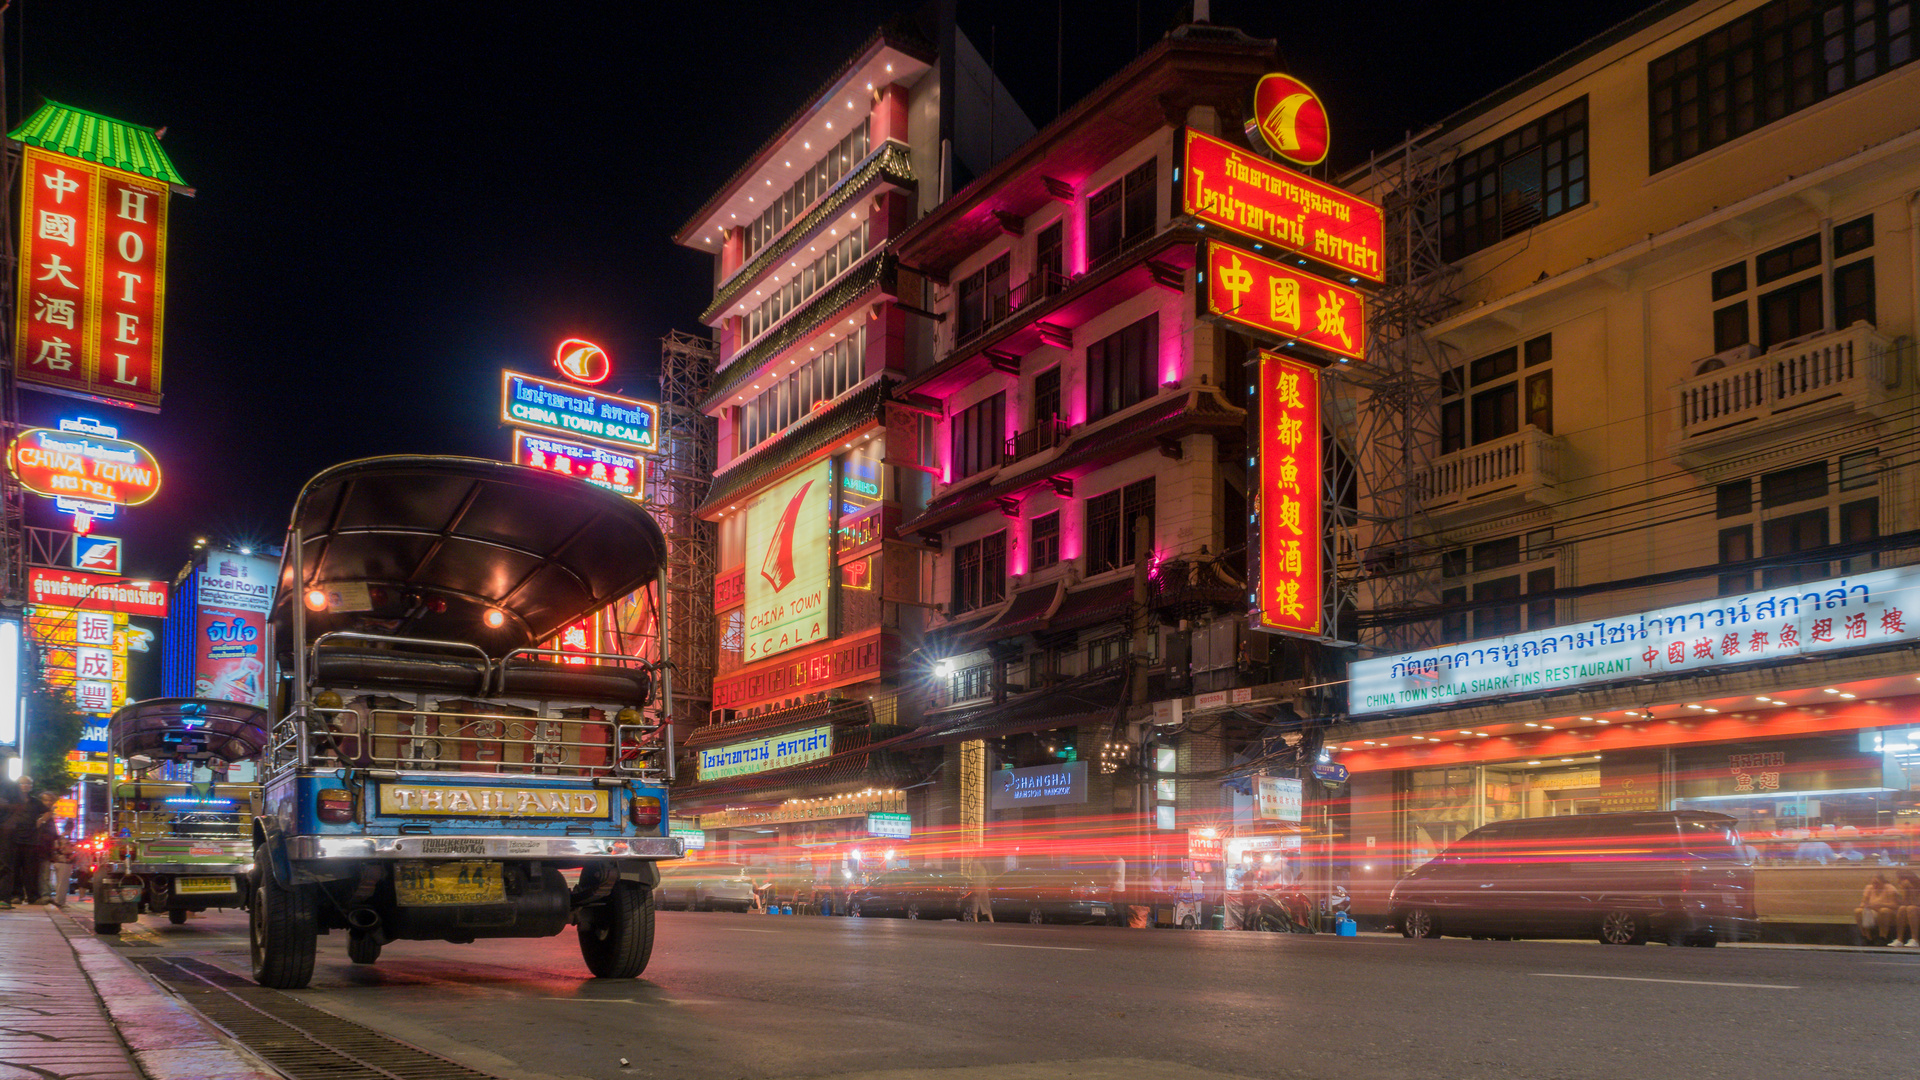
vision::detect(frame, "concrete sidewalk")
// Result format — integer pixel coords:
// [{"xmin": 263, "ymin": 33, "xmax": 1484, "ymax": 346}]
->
[{"xmin": 0, "ymin": 905, "xmax": 277, "ymax": 1080}]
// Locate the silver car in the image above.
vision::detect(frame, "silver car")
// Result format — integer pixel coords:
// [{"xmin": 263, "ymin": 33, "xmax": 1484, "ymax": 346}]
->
[{"xmin": 656, "ymin": 862, "xmax": 756, "ymax": 912}]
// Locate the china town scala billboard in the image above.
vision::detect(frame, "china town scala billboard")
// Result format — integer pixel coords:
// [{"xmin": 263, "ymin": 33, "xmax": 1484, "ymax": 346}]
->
[
  {"xmin": 1201, "ymin": 242, "xmax": 1366, "ymax": 361},
  {"xmin": 15, "ymin": 147, "xmax": 171, "ymax": 411},
  {"xmin": 743, "ymin": 461, "xmax": 833, "ymax": 663},
  {"xmin": 1351, "ymin": 566, "xmax": 1920, "ymax": 717},
  {"xmin": 7, "ymin": 426, "xmax": 161, "ymax": 507},
  {"xmin": 1253, "ymin": 351, "xmax": 1323, "ymax": 637},
  {"xmin": 501, "ymin": 371, "xmax": 659, "ymax": 454},
  {"xmin": 1182, "ymin": 128, "xmax": 1383, "ymax": 284}
]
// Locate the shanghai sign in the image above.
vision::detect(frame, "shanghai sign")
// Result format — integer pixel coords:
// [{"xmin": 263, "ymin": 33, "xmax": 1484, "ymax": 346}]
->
[
  {"xmin": 1251, "ymin": 73, "xmax": 1330, "ymax": 167},
  {"xmin": 502, "ymin": 371, "xmax": 659, "ymax": 453},
  {"xmin": 1182, "ymin": 128, "xmax": 1383, "ymax": 283},
  {"xmin": 1202, "ymin": 242, "xmax": 1366, "ymax": 361},
  {"xmin": 8, "ymin": 427, "xmax": 161, "ymax": 507},
  {"xmin": 1256, "ymin": 351, "xmax": 1323, "ymax": 637},
  {"xmin": 14, "ymin": 147, "xmax": 171, "ymax": 411}
]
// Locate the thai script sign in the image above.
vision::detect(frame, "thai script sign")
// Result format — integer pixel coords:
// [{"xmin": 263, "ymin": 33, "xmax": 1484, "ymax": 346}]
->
[
  {"xmin": 1257, "ymin": 775, "xmax": 1304, "ymax": 822},
  {"xmin": 27, "ymin": 568, "xmax": 168, "ymax": 617},
  {"xmin": 1352, "ymin": 567, "xmax": 1920, "ymax": 716},
  {"xmin": 989, "ymin": 760, "xmax": 1088, "ymax": 810},
  {"xmin": 501, "ymin": 370, "xmax": 659, "ymax": 453},
  {"xmin": 1182, "ymin": 128, "xmax": 1383, "ymax": 283},
  {"xmin": 1251, "ymin": 73, "xmax": 1329, "ymax": 167},
  {"xmin": 698, "ymin": 724, "xmax": 833, "ymax": 782},
  {"xmin": 376, "ymin": 784, "xmax": 609, "ymax": 818},
  {"xmin": 699, "ymin": 790, "xmax": 904, "ymax": 829},
  {"xmin": 511, "ymin": 430, "xmax": 645, "ymax": 498},
  {"xmin": 15, "ymin": 147, "xmax": 171, "ymax": 410},
  {"xmin": 8, "ymin": 426, "xmax": 161, "ymax": 506},
  {"xmin": 867, "ymin": 811, "xmax": 912, "ymax": 838},
  {"xmin": 1202, "ymin": 242, "xmax": 1365, "ymax": 361},
  {"xmin": 743, "ymin": 461, "xmax": 832, "ymax": 662},
  {"xmin": 1189, "ymin": 827, "xmax": 1225, "ymax": 861},
  {"xmin": 1254, "ymin": 351, "xmax": 1323, "ymax": 636}
]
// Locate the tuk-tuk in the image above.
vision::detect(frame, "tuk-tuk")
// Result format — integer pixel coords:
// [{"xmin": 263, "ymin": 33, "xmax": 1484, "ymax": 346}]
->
[
  {"xmin": 250, "ymin": 456, "xmax": 681, "ymax": 988},
  {"xmin": 91, "ymin": 697, "xmax": 268, "ymax": 934}
]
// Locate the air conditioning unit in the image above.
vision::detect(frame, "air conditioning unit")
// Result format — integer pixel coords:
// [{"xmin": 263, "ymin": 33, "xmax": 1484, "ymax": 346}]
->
[{"xmin": 1693, "ymin": 342, "xmax": 1757, "ymax": 375}]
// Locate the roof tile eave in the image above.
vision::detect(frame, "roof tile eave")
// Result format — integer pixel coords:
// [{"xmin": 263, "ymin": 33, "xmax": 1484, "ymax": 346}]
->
[
  {"xmin": 701, "ymin": 252, "xmax": 892, "ymax": 410},
  {"xmin": 695, "ymin": 379, "xmax": 895, "ymax": 517},
  {"xmin": 8, "ymin": 100, "xmax": 188, "ymax": 186}
]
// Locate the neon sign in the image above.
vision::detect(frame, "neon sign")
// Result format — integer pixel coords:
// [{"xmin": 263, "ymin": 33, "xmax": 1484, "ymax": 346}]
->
[
  {"xmin": 1250, "ymin": 74, "xmax": 1330, "ymax": 167},
  {"xmin": 554, "ymin": 338, "xmax": 611, "ymax": 385},
  {"xmin": 1201, "ymin": 241, "xmax": 1367, "ymax": 361},
  {"xmin": 7, "ymin": 422, "xmax": 161, "ymax": 507},
  {"xmin": 1253, "ymin": 350, "xmax": 1323, "ymax": 637},
  {"xmin": 511, "ymin": 430, "xmax": 646, "ymax": 498},
  {"xmin": 501, "ymin": 370, "xmax": 659, "ymax": 453},
  {"xmin": 1182, "ymin": 128, "xmax": 1383, "ymax": 283}
]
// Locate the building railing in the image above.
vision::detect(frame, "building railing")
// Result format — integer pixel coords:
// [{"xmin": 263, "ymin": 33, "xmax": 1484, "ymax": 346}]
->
[
  {"xmin": 953, "ymin": 270, "xmax": 1075, "ymax": 349},
  {"xmin": 1673, "ymin": 322, "xmax": 1893, "ymax": 447},
  {"xmin": 1005, "ymin": 418, "xmax": 1072, "ymax": 462},
  {"xmin": 1414, "ymin": 427, "xmax": 1567, "ymax": 512}
]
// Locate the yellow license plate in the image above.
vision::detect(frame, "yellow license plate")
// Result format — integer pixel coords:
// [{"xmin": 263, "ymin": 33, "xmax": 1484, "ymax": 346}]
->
[
  {"xmin": 176, "ymin": 876, "xmax": 236, "ymax": 894},
  {"xmin": 394, "ymin": 861, "xmax": 504, "ymax": 906}
]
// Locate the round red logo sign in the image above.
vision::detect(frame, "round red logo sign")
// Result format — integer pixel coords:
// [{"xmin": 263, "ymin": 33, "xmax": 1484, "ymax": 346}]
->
[
  {"xmin": 1252, "ymin": 73, "xmax": 1329, "ymax": 168},
  {"xmin": 554, "ymin": 338, "xmax": 611, "ymax": 385}
]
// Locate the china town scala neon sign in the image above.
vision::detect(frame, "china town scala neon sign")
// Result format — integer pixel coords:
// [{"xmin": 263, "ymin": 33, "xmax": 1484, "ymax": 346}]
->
[{"xmin": 7, "ymin": 425, "xmax": 161, "ymax": 507}]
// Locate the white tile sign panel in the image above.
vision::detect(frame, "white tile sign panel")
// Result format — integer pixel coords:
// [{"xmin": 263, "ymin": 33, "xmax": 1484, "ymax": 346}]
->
[{"xmin": 1351, "ymin": 569, "xmax": 1920, "ymax": 716}]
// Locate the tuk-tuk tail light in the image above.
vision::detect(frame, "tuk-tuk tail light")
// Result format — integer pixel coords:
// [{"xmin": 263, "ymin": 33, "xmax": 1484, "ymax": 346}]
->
[
  {"xmin": 629, "ymin": 796, "xmax": 662, "ymax": 830},
  {"xmin": 317, "ymin": 788, "xmax": 355, "ymax": 824}
]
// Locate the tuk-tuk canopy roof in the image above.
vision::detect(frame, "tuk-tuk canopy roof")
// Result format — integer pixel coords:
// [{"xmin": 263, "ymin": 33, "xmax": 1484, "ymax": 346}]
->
[
  {"xmin": 272, "ymin": 455, "xmax": 667, "ymax": 655},
  {"xmin": 106, "ymin": 698, "xmax": 269, "ymax": 763}
]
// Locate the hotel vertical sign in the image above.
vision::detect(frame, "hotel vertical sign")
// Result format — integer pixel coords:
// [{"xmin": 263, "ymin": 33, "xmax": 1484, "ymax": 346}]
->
[
  {"xmin": 1255, "ymin": 351, "xmax": 1323, "ymax": 637},
  {"xmin": 16, "ymin": 147, "xmax": 170, "ymax": 411}
]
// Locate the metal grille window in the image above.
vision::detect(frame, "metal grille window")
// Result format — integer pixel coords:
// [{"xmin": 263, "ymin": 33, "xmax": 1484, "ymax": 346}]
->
[
  {"xmin": 950, "ymin": 392, "xmax": 1006, "ymax": 480},
  {"xmin": 951, "ymin": 531, "xmax": 1008, "ymax": 614},
  {"xmin": 744, "ymin": 119, "xmax": 871, "ymax": 259},
  {"xmin": 1031, "ymin": 511, "xmax": 1060, "ymax": 570},
  {"xmin": 1649, "ymin": 0, "xmax": 1916, "ymax": 173},
  {"xmin": 1440, "ymin": 97, "xmax": 1587, "ymax": 260},
  {"xmin": 949, "ymin": 663, "xmax": 993, "ymax": 702},
  {"xmin": 1035, "ymin": 221, "xmax": 1065, "ymax": 297},
  {"xmin": 956, "ymin": 253, "xmax": 1012, "ymax": 344},
  {"xmin": 1087, "ymin": 159, "xmax": 1157, "ymax": 266},
  {"xmin": 1440, "ymin": 335, "xmax": 1552, "ymax": 452},
  {"xmin": 1085, "ymin": 479, "xmax": 1155, "ymax": 574},
  {"xmin": 739, "ymin": 327, "xmax": 865, "ymax": 453},
  {"xmin": 1087, "ymin": 313, "xmax": 1159, "ymax": 422},
  {"xmin": 1034, "ymin": 367, "xmax": 1062, "ymax": 424},
  {"xmin": 1706, "ymin": 219, "xmax": 1875, "ymax": 353}
]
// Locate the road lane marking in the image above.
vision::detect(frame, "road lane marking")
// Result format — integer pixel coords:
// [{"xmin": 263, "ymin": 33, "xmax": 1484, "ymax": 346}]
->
[
  {"xmin": 983, "ymin": 943, "xmax": 1093, "ymax": 951},
  {"xmin": 721, "ymin": 928, "xmax": 780, "ymax": 933},
  {"xmin": 1533, "ymin": 973, "xmax": 1796, "ymax": 990}
]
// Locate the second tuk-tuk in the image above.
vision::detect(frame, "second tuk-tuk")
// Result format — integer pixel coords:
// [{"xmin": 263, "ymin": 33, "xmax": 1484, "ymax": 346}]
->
[
  {"xmin": 250, "ymin": 456, "xmax": 682, "ymax": 989},
  {"xmin": 91, "ymin": 697, "xmax": 268, "ymax": 933}
]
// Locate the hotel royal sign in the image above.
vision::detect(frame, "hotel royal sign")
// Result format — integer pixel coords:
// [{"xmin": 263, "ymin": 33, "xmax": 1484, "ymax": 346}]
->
[
  {"xmin": 1254, "ymin": 351, "xmax": 1323, "ymax": 637},
  {"xmin": 11, "ymin": 103, "xmax": 188, "ymax": 413}
]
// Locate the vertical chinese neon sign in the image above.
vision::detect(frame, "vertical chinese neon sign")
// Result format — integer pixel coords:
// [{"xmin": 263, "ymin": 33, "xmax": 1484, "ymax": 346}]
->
[{"xmin": 1256, "ymin": 350, "xmax": 1323, "ymax": 636}]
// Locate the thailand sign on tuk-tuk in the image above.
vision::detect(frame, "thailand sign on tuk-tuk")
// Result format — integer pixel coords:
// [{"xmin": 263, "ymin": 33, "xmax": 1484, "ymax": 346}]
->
[
  {"xmin": 250, "ymin": 455, "xmax": 681, "ymax": 989},
  {"xmin": 92, "ymin": 697, "xmax": 268, "ymax": 933}
]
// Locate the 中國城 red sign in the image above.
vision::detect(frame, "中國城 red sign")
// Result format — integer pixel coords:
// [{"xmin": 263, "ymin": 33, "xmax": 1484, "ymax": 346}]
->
[
  {"xmin": 1256, "ymin": 351, "xmax": 1322, "ymax": 637},
  {"xmin": 1203, "ymin": 242, "xmax": 1366, "ymax": 361},
  {"xmin": 1182, "ymin": 128, "xmax": 1382, "ymax": 283},
  {"xmin": 15, "ymin": 147, "xmax": 169, "ymax": 411},
  {"xmin": 7, "ymin": 427, "xmax": 162, "ymax": 506},
  {"xmin": 1252, "ymin": 74, "xmax": 1330, "ymax": 168}
]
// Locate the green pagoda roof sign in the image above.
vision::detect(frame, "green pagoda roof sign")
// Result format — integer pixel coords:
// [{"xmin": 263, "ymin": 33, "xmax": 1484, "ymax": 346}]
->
[{"xmin": 8, "ymin": 100, "xmax": 188, "ymax": 187}]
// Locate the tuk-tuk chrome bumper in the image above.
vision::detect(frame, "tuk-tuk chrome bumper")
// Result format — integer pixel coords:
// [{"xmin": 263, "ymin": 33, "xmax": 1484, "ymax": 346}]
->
[{"xmin": 287, "ymin": 835, "xmax": 685, "ymax": 860}]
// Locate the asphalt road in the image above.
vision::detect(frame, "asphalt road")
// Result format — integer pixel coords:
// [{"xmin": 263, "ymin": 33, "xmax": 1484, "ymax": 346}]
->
[{"xmin": 100, "ymin": 906, "xmax": 1920, "ymax": 1080}]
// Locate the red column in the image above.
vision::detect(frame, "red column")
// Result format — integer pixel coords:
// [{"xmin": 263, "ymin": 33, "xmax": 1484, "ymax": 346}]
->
[
  {"xmin": 721, "ymin": 226, "xmax": 746, "ymax": 277},
  {"xmin": 871, "ymin": 83, "xmax": 910, "ymax": 145}
]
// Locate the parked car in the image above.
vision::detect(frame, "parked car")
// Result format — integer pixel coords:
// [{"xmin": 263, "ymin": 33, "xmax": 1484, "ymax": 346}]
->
[
  {"xmin": 847, "ymin": 869, "xmax": 974, "ymax": 920},
  {"xmin": 987, "ymin": 867, "xmax": 1113, "ymax": 925},
  {"xmin": 1388, "ymin": 810, "xmax": 1757, "ymax": 945},
  {"xmin": 655, "ymin": 862, "xmax": 756, "ymax": 912}
]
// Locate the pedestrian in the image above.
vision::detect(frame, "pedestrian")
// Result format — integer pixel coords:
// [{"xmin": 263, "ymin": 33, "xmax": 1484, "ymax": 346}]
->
[
  {"xmin": 2, "ymin": 775, "xmax": 37, "ymax": 908},
  {"xmin": 31, "ymin": 793, "xmax": 60, "ymax": 903}
]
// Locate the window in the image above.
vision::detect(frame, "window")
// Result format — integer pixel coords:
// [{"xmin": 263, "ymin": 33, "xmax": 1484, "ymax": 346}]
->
[
  {"xmin": 1031, "ymin": 511, "xmax": 1060, "ymax": 570},
  {"xmin": 1840, "ymin": 449, "xmax": 1879, "ymax": 490},
  {"xmin": 1762, "ymin": 508, "xmax": 1828, "ymax": 587},
  {"xmin": 1033, "ymin": 367, "xmax": 1062, "ymax": 425},
  {"xmin": 738, "ymin": 328, "xmax": 865, "ymax": 453},
  {"xmin": 1441, "ymin": 336, "xmax": 1551, "ymax": 451},
  {"xmin": 1440, "ymin": 97, "xmax": 1588, "ymax": 260},
  {"xmin": 1834, "ymin": 258, "xmax": 1875, "ymax": 328},
  {"xmin": 1760, "ymin": 460, "xmax": 1827, "ymax": 508},
  {"xmin": 949, "ymin": 663, "xmax": 992, "ymax": 702},
  {"xmin": 1756, "ymin": 235, "xmax": 1821, "ymax": 285},
  {"xmin": 1086, "ymin": 313, "xmax": 1159, "ymax": 421},
  {"xmin": 1441, "ymin": 586, "xmax": 1469, "ymax": 641},
  {"xmin": 1526, "ymin": 567, "xmax": 1556, "ymax": 630},
  {"xmin": 951, "ymin": 392, "xmax": 1005, "ymax": 480},
  {"xmin": 1648, "ymin": 0, "xmax": 1915, "ymax": 173},
  {"xmin": 1087, "ymin": 159, "xmax": 1157, "ymax": 266},
  {"xmin": 1087, "ymin": 634, "xmax": 1129, "ymax": 670},
  {"xmin": 1473, "ymin": 577, "xmax": 1522, "ymax": 637},
  {"xmin": 1717, "ymin": 479, "xmax": 1752, "ymax": 518},
  {"xmin": 1718, "ymin": 525, "xmax": 1754, "ymax": 596},
  {"xmin": 951, "ymin": 531, "xmax": 1008, "ymax": 614},
  {"xmin": 743, "ymin": 119, "xmax": 871, "ymax": 259},
  {"xmin": 1758, "ymin": 276, "xmax": 1822, "ymax": 350},
  {"xmin": 1474, "ymin": 537, "xmax": 1520, "ymax": 571},
  {"xmin": 1035, "ymin": 221, "xmax": 1065, "ymax": 297},
  {"xmin": 1840, "ymin": 497, "xmax": 1879, "ymax": 574},
  {"xmin": 1712, "ymin": 302, "xmax": 1750, "ymax": 353},
  {"xmin": 1712, "ymin": 262, "xmax": 1748, "ymax": 300},
  {"xmin": 1086, "ymin": 479, "xmax": 1155, "ymax": 574},
  {"xmin": 742, "ymin": 222, "xmax": 871, "ymax": 344},
  {"xmin": 1833, "ymin": 214, "xmax": 1874, "ymax": 258},
  {"xmin": 956, "ymin": 253, "xmax": 1012, "ymax": 344}
]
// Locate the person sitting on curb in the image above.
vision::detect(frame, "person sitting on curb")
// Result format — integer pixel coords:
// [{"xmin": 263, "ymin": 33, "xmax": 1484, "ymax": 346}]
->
[
  {"xmin": 1856, "ymin": 873, "xmax": 1901, "ymax": 945},
  {"xmin": 1892, "ymin": 871, "xmax": 1920, "ymax": 948}
]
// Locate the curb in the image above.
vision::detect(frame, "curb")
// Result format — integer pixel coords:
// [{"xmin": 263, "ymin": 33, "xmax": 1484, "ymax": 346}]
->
[{"xmin": 49, "ymin": 909, "xmax": 283, "ymax": 1080}]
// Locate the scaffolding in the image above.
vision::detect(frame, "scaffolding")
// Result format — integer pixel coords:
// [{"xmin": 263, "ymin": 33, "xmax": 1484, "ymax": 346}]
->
[
  {"xmin": 0, "ymin": 45, "xmax": 24, "ymax": 604},
  {"xmin": 1341, "ymin": 137, "xmax": 1459, "ymax": 655},
  {"xmin": 652, "ymin": 329, "xmax": 719, "ymax": 736}
]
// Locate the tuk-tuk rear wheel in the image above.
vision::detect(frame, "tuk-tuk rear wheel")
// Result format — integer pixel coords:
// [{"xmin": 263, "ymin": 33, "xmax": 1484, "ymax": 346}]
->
[
  {"xmin": 249, "ymin": 848, "xmax": 317, "ymax": 989},
  {"xmin": 577, "ymin": 881, "xmax": 654, "ymax": 979}
]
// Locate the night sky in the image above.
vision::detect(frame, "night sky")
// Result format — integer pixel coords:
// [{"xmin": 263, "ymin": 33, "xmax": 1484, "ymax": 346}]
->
[{"xmin": 12, "ymin": 0, "xmax": 1651, "ymax": 585}]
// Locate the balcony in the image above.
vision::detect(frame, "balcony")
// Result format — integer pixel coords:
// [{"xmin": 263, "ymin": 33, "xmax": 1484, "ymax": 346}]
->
[
  {"xmin": 1005, "ymin": 418, "xmax": 1071, "ymax": 463},
  {"xmin": 1414, "ymin": 427, "xmax": 1569, "ymax": 521},
  {"xmin": 1671, "ymin": 322, "xmax": 1895, "ymax": 460},
  {"xmin": 954, "ymin": 271, "xmax": 1071, "ymax": 350}
]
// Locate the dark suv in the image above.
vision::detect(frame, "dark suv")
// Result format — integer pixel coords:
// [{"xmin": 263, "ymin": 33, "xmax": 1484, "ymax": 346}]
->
[
  {"xmin": 1388, "ymin": 811, "xmax": 1756, "ymax": 946},
  {"xmin": 847, "ymin": 869, "xmax": 974, "ymax": 920},
  {"xmin": 988, "ymin": 867, "xmax": 1114, "ymax": 925}
]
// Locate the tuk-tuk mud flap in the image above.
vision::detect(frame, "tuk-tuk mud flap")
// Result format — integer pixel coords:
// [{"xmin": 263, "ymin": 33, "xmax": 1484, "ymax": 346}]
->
[{"xmin": 130, "ymin": 954, "xmax": 511, "ymax": 1080}]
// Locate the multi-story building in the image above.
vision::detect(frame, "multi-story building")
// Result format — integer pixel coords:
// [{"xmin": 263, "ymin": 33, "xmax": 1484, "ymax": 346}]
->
[
  {"xmin": 1338, "ymin": 0, "xmax": 1920, "ymax": 937},
  {"xmin": 667, "ymin": 15, "xmax": 1034, "ymax": 871}
]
